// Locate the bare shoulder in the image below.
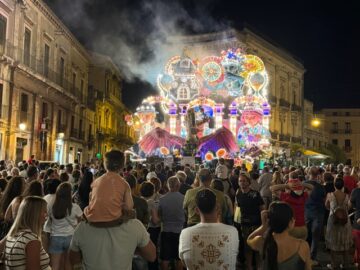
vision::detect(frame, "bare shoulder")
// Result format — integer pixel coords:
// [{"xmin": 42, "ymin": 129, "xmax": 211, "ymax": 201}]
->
[{"xmin": 297, "ymin": 239, "xmax": 310, "ymax": 259}]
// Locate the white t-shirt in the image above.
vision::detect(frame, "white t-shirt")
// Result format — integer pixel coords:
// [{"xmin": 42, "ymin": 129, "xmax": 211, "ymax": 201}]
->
[
  {"xmin": 179, "ymin": 223, "xmax": 239, "ymax": 270},
  {"xmin": 49, "ymin": 203, "xmax": 83, "ymax": 236},
  {"xmin": 43, "ymin": 194, "xmax": 56, "ymax": 233},
  {"xmin": 215, "ymin": 164, "xmax": 228, "ymax": 179}
]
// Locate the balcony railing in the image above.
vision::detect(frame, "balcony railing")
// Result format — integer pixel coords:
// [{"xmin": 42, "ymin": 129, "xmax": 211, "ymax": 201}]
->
[
  {"xmin": 331, "ymin": 129, "xmax": 339, "ymax": 134},
  {"xmin": 57, "ymin": 124, "xmax": 67, "ymax": 133},
  {"xmin": 344, "ymin": 146, "xmax": 352, "ymax": 152},
  {"xmin": 291, "ymin": 104, "xmax": 302, "ymax": 112},
  {"xmin": 70, "ymin": 128, "xmax": 78, "ymax": 138},
  {"xmin": 270, "ymin": 131, "xmax": 278, "ymax": 140},
  {"xmin": 1, "ymin": 40, "xmax": 85, "ymax": 104},
  {"xmin": 331, "ymin": 129, "xmax": 352, "ymax": 134},
  {"xmin": 291, "ymin": 137, "xmax": 302, "ymax": 144},
  {"xmin": 279, "ymin": 134, "xmax": 291, "ymax": 142},
  {"xmin": 279, "ymin": 98, "xmax": 290, "ymax": 108},
  {"xmin": 79, "ymin": 131, "xmax": 85, "ymax": 140}
]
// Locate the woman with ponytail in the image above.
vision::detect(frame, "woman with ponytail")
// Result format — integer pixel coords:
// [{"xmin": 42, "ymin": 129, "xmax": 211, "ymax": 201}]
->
[{"xmin": 247, "ymin": 202, "xmax": 311, "ymax": 270}]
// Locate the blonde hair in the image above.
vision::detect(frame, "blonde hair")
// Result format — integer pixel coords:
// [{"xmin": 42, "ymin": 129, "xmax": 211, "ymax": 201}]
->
[
  {"xmin": 8, "ymin": 196, "xmax": 47, "ymax": 239},
  {"xmin": 272, "ymin": 171, "xmax": 282, "ymax": 185}
]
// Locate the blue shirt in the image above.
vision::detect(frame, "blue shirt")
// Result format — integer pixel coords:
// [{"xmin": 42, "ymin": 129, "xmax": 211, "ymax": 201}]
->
[{"xmin": 305, "ymin": 180, "xmax": 326, "ymax": 216}]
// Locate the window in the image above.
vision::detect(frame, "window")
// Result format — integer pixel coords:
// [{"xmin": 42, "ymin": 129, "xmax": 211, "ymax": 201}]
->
[
  {"xmin": 80, "ymin": 79, "xmax": 84, "ymax": 94},
  {"xmin": 345, "ymin": 122, "xmax": 351, "ymax": 132},
  {"xmin": 345, "ymin": 139, "xmax": 351, "ymax": 147},
  {"xmin": 72, "ymin": 73, "xmax": 76, "ymax": 91},
  {"xmin": 306, "ymin": 138, "xmax": 310, "ymax": 147},
  {"xmin": 23, "ymin": 28, "xmax": 31, "ymax": 66},
  {"xmin": 293, "ymin": 91, "xmax": 296, "ymax": 105},
  {"xmin": 57, "ymin": 110, "xmax": 62, "ymax": 132},
  {"xmin": 59, "ymin": 57, "xmax": 65, "ymax": 86},
  {"xmin": 332, "ymin": 122, "xmax": 338, "ymax": 131},
  {"xmin": 178, "ymin": 85, "xmax": 189, "ymax": 100},
  {"xmin": 105, "ymin": 79, "xmax": 109, "ymax": 96},
  {"xmin": 71, "ymin": 115, "xmax": 75, "ymax": 131},
  {"xmin": 0, "ymin": 15, "xmax": 6, "ymax": 54},
  {"xmin": 44, "ymin": 44, "xmax": 50, "ymax": 77},
  {"xmin": 332, "ymin": 139, "xmax": 338, "ymax": 145},
  {"xmin": 345, "ymin": 112, "xmax": 350, "ymax": 116},
  {"xmin": 88, "ymin": 124, "xmax": 92, "ymax": 138},
  {"xmin": 79, "ymin": 119, "xmax": 83, "ymax": 138},
  {"xmin": 42, "ymin": 102, "xmax": 48, "ymax": 120},
  {"xmin": 20, "ymin": 94, "xmax": 28, "ymax": 112},
  {"xmin": 332, "ymin": 112, "xmax": 338, "ymax": 116}
]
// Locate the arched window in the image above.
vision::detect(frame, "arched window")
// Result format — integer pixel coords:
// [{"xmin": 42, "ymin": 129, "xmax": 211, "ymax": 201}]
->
[{"xmin": 178, "ymin": 85, "xmax": 189, "ymax": 100}]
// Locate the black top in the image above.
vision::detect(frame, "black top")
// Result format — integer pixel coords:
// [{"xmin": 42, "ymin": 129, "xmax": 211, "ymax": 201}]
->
[{"xmin": 236, "ymin": 189, "xmax": 264, "ymax": 226}]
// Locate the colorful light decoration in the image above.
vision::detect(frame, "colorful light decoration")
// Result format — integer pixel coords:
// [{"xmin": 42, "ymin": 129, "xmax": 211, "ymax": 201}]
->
[
  {"xmin": 205, "ymin": 152, "xmax": 214, "ymax": 161},
  {"xmin": 216, "ymin": 148, "xmax": 227, "ymax": 158},
  {"xmin": 127, "ymin": 48, "xmax": 271, "ymax": 159},
  {"xmin": 160, "ymin": 147, "xmax": 170, "ymax": 156}
]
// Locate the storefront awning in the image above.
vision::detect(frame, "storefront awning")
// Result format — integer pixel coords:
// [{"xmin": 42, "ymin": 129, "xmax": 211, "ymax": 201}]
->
[{"xmin": 303, "ymin": 150, "xmax": 329, "ymax": 159}]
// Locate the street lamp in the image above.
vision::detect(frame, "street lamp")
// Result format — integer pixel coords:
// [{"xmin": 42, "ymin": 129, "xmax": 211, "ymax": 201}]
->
[
  {"xmin": 19, "ymin": 123, "xmax": 27, "ymax": 131},
  {"xmin": 311, "ymin": 118, "xmax": 320, "ymax": 128}
]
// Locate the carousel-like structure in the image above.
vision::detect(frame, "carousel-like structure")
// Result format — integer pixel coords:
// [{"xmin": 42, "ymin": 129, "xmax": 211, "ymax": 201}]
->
[{"xmin": 125, "ymin": 48, "xmax": 272, "ymax": 164}]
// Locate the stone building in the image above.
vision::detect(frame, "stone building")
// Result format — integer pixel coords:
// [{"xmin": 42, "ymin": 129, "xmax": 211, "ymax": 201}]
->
[
  {"xmin": 88, "ymin": 52, "xmax": 136, "ymax": 155},
  {"xmin": 303, "ymin": 99, "xmax": 329, "ymax": 150},
  {"xmin": 0, "ymin": 0, "xmax": 92, "ymax": 163},
  {"xmin": 321, "ymin": 108, "xmax": 360, "ymax": 166},
  {"xmin": 176, "ymin": 28, "xmax": 305, "ymax": 153}
]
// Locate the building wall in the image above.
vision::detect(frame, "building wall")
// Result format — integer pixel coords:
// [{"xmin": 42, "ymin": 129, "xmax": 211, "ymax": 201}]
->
[
  {"xmin": 89, "ymin": 52, "xmax": 135, "ymax": 155},
  {"xmin": 0, "ymin": 0, "xmax": 92, "ymax": 164},
  {"xmin": 303, "ymin": 99, "xmax": 329, "ymax": 150},
  {"xmin": 322, "ymin": 108, "xmax": 360, "ymax": 166}
]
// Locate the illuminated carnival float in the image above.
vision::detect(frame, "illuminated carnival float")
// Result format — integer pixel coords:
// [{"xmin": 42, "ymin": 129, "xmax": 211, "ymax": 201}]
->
[{"xmin": 125, "ymin": 48, "xmax": 271, "ymax": 163}]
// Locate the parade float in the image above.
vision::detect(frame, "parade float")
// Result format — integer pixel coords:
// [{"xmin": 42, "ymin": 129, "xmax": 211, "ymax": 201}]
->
[{"xmin": 125, "ymin": 48, "xmax": 271, "ymax": 164}]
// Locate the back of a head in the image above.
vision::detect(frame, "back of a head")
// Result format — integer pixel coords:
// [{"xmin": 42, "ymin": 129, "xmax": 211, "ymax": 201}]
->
[
  {"xmin": 309, "ymin": 166, "xmax": 319, "ymax": 178},
  {"xmin": 149, "ymin": 177, "xmax": 161, "ymax": 192},
  {"xmin": 210, "ymin": 179, "xmax": 224, "ymax": 192},
  {"xmin": 27, "ymin": 166, "xmax": 38, "ymax": 179},
  {"xmin": 167, "ymin": 176, "xmax": 180, "ymax": 190},
  {"xmin": 263, "ymin": 202, "xmax": 294, "ymax": 270},
  {"xmin": 323, "ymin": 172, "xmax": 334, "ymax": 183},
  {"xmin": 104, "ymin": 150, "xmax": 124, "ymax": 172},
  {"xmin": 262, "ymin": 166, "xmax": 269, "ymax": 173},
  {"xmin": 289, "ymin": 171, "xmax": 298, "ymax": 180},
  {"xmin": 125, "ymin": 174, "xmax": 137, "ymax": 189},
  {"xmin": 0, "ymin": 178, "xmax": 8, "ymax": 192},
  {"xmin": 334, "ymin": 178, "xmax": 344, "ymax": 190},
  {"xmin": 195, "ymin": 188, "xmax": 216, "ymax": 214},
  {"xmin": 140, "ymin": 181, "xmax": 155, "ymax": 198},
  {"xmin": 176, "ymin": 171, "xmax": 187, "ymax": 183},
  {"xmin": 43, "ymin": 178, "xmax": 61, "ymax": 195},
  {"xmin": 343, "ymin": 166, "xmax": 351, "ymax": 175},
  {"xmin": 23, "ymin": 181, "xmax": 43, "ymax": 197},
  {"xmin": 198, "ymin": 168, "xmax": 211, "ymax": 183}
]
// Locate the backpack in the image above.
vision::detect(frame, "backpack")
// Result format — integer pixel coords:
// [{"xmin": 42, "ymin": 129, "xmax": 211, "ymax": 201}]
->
[{"xmin": 333, "ymin": 193, "xmax": 348, "ymax": 226}]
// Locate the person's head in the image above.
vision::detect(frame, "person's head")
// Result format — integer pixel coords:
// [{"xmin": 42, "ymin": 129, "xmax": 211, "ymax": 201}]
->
[
  {"xmin": 27, "ymin": 166, "xmax": 38, "ymax": 180},
  {"xmin": 271, "ymin": 171, "xmax": 282, "ymax": 185},
  {"xmin": 263, "ymin": 202, "xmax": 294, "ymax": 270},
  {"xmin": 176, "ymin": 171, "xmax": 187, "ymax": 183},
  {"xmin": 8, "ymin": 196, "xmax": 47, "ymax": 238},
  {"xmin": 52, "ymin": 182, "xmax": 72, "ymax": 219},
  {"xmin": 210, "ymin": 179, "xmax": 224, "ymax": 192},
  {"xmin": 323, "ymin": 172, "xmax": 334, "ymax": 184},
  {"xmin": 337, "ymin": 163, "xmax": 344, "ymax": 174},
  {"xmin": 262, "ymin": 166, "xmax": 270, "ymax": 173},
  {"xmin": 167, "ymin": 176, "xmax": 180, "ymax": 191},
  {"xmin": 140, "ymin": 182, "xmax": 155, "ymax": 198},
  {"xmin": 125, "ymin": 174, "xmax": 137, "ymax": 190},
  {"xmin": 195, "ymin": 188, "xmax": 217, "ymax": 216},
  {"xmin": 43, "ymin": 178, "xmax": 61, "ymax": 195},
  {"xmin": 65, "ymin": 164, "xmax": 73, "ymax": 173},
  {"xmin": 23, "ymin": 181, "xmax": 43, "ymax": 197},
  {"xmin": 149, "ymin": 177, "xmax": 161, "ymax": 193},
  {"xmin": 1, "ymin": 170, "xmax": 8, "ymax": 178},
  {"xmin": 59, "ymin": 172, "xmax": 69, "ymax": 182},
  {"xmin": 218, "ymin": 158, "xmax": 225, "ymax": 165},
  {"xmin": 238, "ymin": 173, "xmax": 251, "ymax": 191},
  {"xmin": 334, "ymin": 178, "xmax": 344, "ymax": 191},
  {"xmin": 343, "ymin": 166, "xmax": 351, "ymax": 176},
  {"xmin": 0, "ymin": 178, "xmax": 7, "ymax": 192},
  {"xmin": 11, "ymin": 167, "xmax": 20, "ymax": 177},
  {"xmin": 309, "ymin": 166, "xmax": 319, "ymax": 179},
  {"xmin": 198, "ymin": 168, "xmax": 212, "ymax": 185},
  {"xmin": 72, "ymin": 170, "xmax": 81, "ymax": 181},
  {"xmin": 0, "ymin": 176, "xmax": 26, "ymax": 214},
  {"xmin": 45, "ymin": 168, "xmax": 57, "ymax": 180}
]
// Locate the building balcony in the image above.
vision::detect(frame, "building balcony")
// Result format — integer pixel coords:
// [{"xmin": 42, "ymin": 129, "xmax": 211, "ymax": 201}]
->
[
  {"xmin": 57, "ymin": 124, "xmax": 67, "ymax": 133},
  {"xmin": 344, "ymin": 146, "xmax": 352, "ymax": 152},
  {"xmin": 279, "ymin": 98, "xmax": 290, "ymax": 109},
  {"xmin": 291, "ymin": 104, "xmax": 302, "ymax": 112},
  {"xmin": 291, "ymin": 137, "xmax": 302, "ymax": 144},
  {"xmin": 78, "ymin": 131, "xmax": 85, "ymax": 140},
  {"xmin": 331, "ymin": 129, "xmax": 352, "ymax": 134},
  {"xmin": 344, "ymin": 129, "xmax": 352, "ymax": 134},
  {"xmin": 70, "ymin": 128, "xmax": 78, "ymax": 138},
  {"xmin": 268, "ymin": 95, "xmax": 277, "ymax": 105},
  {"xmin": 270, "ymin": 131, "xmax": 278, "ymax": 140},
  {"xmin": 279, "ymin": 134, "xmax": 291, "ymax": 142},
  {"xmin": 1, "ymin": 40, "xmax": 85, "ymax": 104},
  {"xmin": 331, "ymin": 129, "xmax": 339, "ymax": 134}
]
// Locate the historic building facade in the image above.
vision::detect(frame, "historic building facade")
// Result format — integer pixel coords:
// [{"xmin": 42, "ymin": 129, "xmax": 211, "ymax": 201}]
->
[
  {"xmin": 303, "ymin": 99, "xmax": 329, "ymax": 150},
  {"xmin": 0, "ymin": 0, "xmax": 92, "ymax": 163},
  {"xmin": 321, "ymin": 108, "xmax": 360, "ymax": 166},
  {"xmin": 177, "ymin": 28, "xmax": 305, "ymax": 154},
  {"xmin": 88, "ymin": 52, "xmax": 136, "ymax": 156}
]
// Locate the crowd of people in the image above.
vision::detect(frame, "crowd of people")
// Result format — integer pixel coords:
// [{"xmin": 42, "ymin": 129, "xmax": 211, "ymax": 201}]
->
[{"xmin": 0, "ymin": 153, "xmax": 359, "ymax": 270}]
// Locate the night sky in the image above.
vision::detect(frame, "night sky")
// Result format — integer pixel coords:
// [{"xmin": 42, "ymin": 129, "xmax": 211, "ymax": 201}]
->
[{"xmin": 46, "ymin": 0, "xmax": 360, "ymax": 110}]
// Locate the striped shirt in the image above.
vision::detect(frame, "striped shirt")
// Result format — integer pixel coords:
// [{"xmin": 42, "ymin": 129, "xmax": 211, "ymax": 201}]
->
[{"xmin": 4, "ymin": 229, "xmax": 50, "ymax": 270}]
